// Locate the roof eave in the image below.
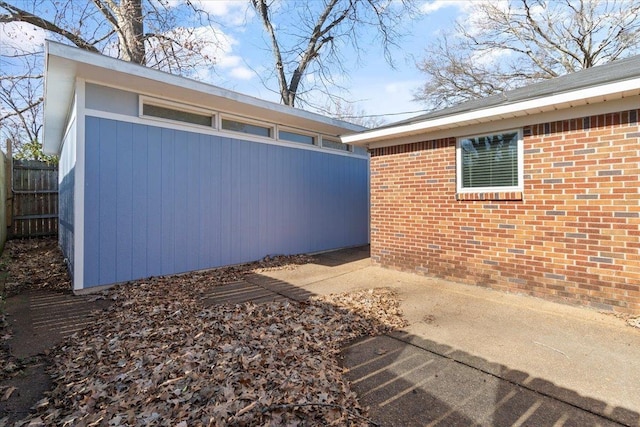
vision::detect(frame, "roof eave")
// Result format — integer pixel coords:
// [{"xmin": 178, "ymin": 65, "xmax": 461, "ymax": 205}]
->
[
  {"xmin": 43, "ymin": 41, "xmax": 366, "ymax": 155},
  {"xmin": 43, "ymin": 44, "xmax": 78, "ymax": 155},
  {"xmin": 342, "ymin": 77, "xmax": 640, "ymax": 147}
]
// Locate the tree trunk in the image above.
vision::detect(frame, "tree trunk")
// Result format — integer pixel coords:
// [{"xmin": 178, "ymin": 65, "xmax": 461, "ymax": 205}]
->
[{"xmin": 116, "ymin": 0, "xmax": 145, "ymax": 64}]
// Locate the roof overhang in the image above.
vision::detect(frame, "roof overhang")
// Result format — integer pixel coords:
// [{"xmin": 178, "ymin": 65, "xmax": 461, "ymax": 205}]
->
[
  {"xmin": 43, "ymin": 41, "xmax": 365, "ymax": 155},
  {"xmin": 342, "ymin": 77, "xmax": 640, "ymax": 148}
]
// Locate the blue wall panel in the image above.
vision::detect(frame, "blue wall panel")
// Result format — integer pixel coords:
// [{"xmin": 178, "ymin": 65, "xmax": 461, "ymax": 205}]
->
[
  {"xmin": 186, "ymin": 131, "xmax": 201, "ymax": 272},
  {"xmin": 83, "ymin": 117, "xmax": 369, "ymax": 288},
  {"xmin": 98, "ymin": 119, "xmax": 118, "ymax": 285},
  {"xmin": 146, "ymin": 126, "xmax": 163, "ymax": 277},
  {"xmin": 84, "ymin": 117, "xmax": 100, "ymax": 286},
  {"xmin": 58, "ymin": 117, "xmax": 77, "ymax": 279},
  {"xmin": 173, "ymin": 129, "xmax": 189, "ymax": 273},
  {"xmin": 131, "ymin": 125, "xmax": 148, "ymax": 280},
  {"xmin": 115, "ymin": 121, "xmax": 133, "ymax": 282},
  {"xmin": 160, "ymin": 128, "xmax": 176, "ymax": 276},
  {"xmin": 218, "ymin": 138, "xmax": 232, "ymax": 266}
]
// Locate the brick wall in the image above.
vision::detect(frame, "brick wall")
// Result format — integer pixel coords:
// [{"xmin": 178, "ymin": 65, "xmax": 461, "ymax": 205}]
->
[{"xmin": 370, "ymin": 109, "xmax": 640, "ymax": 314}]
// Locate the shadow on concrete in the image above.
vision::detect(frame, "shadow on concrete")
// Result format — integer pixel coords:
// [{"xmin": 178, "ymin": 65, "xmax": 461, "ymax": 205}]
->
[
  {"xmin": 4, "ymin": 291, "xmax": 112, "ymax": 358},
  {"xmin": 203, "ymin": 272, "xmax": 639, "ymax": 427},
  {"xmin": 311, "ymin": 245, "xmax": 371, "ymax": 267},
  {"xmin": 201, "ymin": 273, "xmax": 316, "ymax": 305},
  {"xmin": 1, "ymin": 291, "xmax": 112, "ymax": 424},
  {"xmin": 342, "ymin": 332, "xmax": 638, "ymax": 427}
]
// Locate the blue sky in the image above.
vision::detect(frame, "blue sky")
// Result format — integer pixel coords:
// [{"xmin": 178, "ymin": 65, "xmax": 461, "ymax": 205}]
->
[
  {"xmin": 0, "ymin": 0, "xmax": 470, "ymax": 124},
  {"xmin": 200, "ymin": 0, "xmax": 470, "ymax": 123}
]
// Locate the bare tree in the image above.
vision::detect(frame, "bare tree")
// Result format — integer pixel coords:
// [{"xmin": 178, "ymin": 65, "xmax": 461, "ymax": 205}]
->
[
  {"xmin": 0, "ymin": 41, "xmax": 45, "ymax": 153},
  {"xmin": 0, "ymin": 72, "xmax": 42, "ymax": 145},
  {"xmin": 414, "ymin": 0, "xmax": 640, "ymax": 110},
  {"xmin": 0, "ymin": 0, "xmax": 221, "ymax": 155},
  {"xmin": 251, "ymin": 0, "xmax": 418, "ymax": 108},
  {"xmin": 91, "ymin": 0, "xmax": 145, "ymax": 63},
  {"xmin": 0, "ymin": 0, "xmax": 219, "ymax": 72},
  {"xmin": 321, "ymin": 99, "xmax": 386, "ymax": 128}
]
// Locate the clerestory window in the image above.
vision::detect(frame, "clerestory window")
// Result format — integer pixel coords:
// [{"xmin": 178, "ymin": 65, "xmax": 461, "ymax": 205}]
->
[{"xmin": 141, "ymin": 102, "xmax": 214, "ymax": 127}]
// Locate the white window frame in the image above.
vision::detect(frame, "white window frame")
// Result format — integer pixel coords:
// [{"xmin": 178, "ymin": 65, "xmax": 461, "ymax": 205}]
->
[
  {"xmin": 456, "ymin": 129, "xmax": 524, "ymax": 194},
  {"xmin": 139, "ymin": 96, "xmax": 216, "ymax": 129},
  {"xmin": 321, "ymin": 136, "xmax": 353, "ymax": 152},
  {"xmin": 219, "ymin": 114, "xmax": 275, "ymax": 139},
  {"xmin": 277, "ymin": 126, "xmax": 318, "ymax": 145}
]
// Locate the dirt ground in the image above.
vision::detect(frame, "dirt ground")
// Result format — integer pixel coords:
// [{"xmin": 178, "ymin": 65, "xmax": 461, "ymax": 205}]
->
[{"xmin": 0, "ymin": 238, "xmax": 71, "ymax": 425}]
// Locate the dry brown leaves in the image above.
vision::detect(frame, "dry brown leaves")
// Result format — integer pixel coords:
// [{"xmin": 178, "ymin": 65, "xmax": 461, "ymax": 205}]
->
[
  {"xmin": 313, "ymin": 289, "xmax": 408, "ymax": 333},
  {"xmin": 0, "ymin": 239, "xmax": 314, "ymax": 384},
  {"xmin": 3, "ymin": 240, "xmax": 406, "ymax": 426},
  {"xmin": 17, "ymin": 280, "xmax": 405, "ymax": 426},
  {"xmin": 0, "ymin": 237, "xmax": 312, "ymax": 298},
  {"xmin": 0, "ymin": 237, "xmax": 71, "ymax": 296}
]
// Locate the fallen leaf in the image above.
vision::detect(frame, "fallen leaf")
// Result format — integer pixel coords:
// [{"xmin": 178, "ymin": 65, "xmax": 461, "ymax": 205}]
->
[
  {"xmin": 3, "ymin": 239, "xmax": 407, "ymax": 426},
  {"xmin": 1, "ymin": 386, "xmax": 16, "ymax": 401}
]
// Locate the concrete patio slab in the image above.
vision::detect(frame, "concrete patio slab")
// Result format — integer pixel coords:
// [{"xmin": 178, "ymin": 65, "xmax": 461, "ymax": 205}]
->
[{"xmin": 257, "ymin": 246, "xmax": 640, "ymax": 426}]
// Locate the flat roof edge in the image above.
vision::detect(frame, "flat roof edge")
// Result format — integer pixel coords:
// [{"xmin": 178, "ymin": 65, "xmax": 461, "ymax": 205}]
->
[
  {"xmin": 44, "ymin": 41, "xmax": 365, "ymax": 134},
  {"xmin": 342, "ymin": 77, "xmax": 640, "ymax": 146}
]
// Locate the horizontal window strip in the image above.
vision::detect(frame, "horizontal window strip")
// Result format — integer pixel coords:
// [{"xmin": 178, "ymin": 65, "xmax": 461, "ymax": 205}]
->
[
  {"xmin": 222, "ymin": 118, "xmax": 272, "ymax": 137},
  {"xmin": 143, "ymin": 103, "xmax": 213, "ymax": 127}
]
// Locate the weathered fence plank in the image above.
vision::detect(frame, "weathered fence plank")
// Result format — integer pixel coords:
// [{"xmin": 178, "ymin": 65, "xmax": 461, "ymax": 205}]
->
[{"xmin": 11, "ymin": 159, "xmax": 59, "ymax": 238}]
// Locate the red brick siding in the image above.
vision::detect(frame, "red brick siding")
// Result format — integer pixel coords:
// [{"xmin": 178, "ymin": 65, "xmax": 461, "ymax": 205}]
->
[{"xmin": 370, "ymin": 109, "xmax": 640, "ymax": 314}]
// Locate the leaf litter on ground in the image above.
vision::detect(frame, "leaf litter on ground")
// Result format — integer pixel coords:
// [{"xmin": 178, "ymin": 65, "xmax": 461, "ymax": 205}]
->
[{"xmin": 2, "ymin": 238, "xmax": 408, "ymax": 426}]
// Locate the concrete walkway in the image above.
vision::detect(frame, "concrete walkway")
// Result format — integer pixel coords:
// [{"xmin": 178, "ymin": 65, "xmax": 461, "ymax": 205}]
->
[{"xmin": 240, "ymin": 246, "xmax": 640, "ymax": 427}]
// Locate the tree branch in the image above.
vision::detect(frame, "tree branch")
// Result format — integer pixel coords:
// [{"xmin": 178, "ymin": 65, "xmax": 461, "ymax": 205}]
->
[
  {"xmin": 251, "ymin": 0, "xmax": 291, "ymax": 105},
  {"xmin": 0, "ymin": 1, "xmax": 98, "ymax": 52},
  {"xmin": 91, "ymin": 0, "xmax": 118, "ymax": 27}
]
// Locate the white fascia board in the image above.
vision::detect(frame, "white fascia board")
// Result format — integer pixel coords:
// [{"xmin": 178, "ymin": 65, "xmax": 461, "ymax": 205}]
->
[
  {"xmin": 43, "ymin": 41, "xmax": 365, "ymax": 156},
  {"xmin": 73, "ymin": 78, "xmax": 86, "ymax": 291},
  {"xmin": 342, "ymin": 77, "xmax": 640, "ymax": 146},
  {"xmin": 43, "ymin": 46, "xmax": 78, "ymax": 154}
]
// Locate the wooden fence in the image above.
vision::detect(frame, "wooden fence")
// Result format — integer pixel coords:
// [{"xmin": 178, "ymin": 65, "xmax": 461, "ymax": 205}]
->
[{"xmin": 10, "ymin": 159, "xmax": 58, "ymax": 238}]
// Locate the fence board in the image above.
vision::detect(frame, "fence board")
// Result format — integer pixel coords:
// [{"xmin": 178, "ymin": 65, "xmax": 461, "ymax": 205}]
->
[{"xmin": 11, "ymin": 159, "xmax": 59, "ymax": 238}]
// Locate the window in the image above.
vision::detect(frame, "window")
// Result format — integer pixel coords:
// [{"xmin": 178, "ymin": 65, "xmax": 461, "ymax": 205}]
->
[
  {"xmin": 221, "ymin": 118, "xmax": 272, "ymax": 137},
  {"xmin": 142, "ymin": 103, "xmax": 213, "ymax": 127},
  {"xmin": 322, "ymin": 138, "xmax": 351, "ymax": 152},
  {"xmin": 457, "ymin": 130, "xmax": 522, "ymax": 192},
  {"xmin": 279, "ymin": 130, "xmax": 315, "ymax": 145}
]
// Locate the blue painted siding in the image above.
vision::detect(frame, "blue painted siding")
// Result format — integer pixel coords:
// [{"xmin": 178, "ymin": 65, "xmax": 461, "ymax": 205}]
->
[
  {"xmin": 58, "ymin": 117, "xmax": 77, "ymax": 278},
  {"xmin": 131, "ymin": 124, "xmax": 148, "ymax": 280},
  {"xmin": 83, "ymin": 116, "xmax": 369, "ymax": 288}
]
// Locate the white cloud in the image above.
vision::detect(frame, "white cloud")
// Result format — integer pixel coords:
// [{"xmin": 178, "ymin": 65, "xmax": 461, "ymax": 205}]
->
[
  {"xmin": 190, "ymin": 25, "xmax": 238, "ymax": 60},
  {"xmin": 191, "ymin": 0, "xmax": 252, "ymax": 26},
  {"xmin": 470, "ymin": 47, "xmax": 512, "ymax": 66},
  {"xmin": 420, "ymin": 0, "xmax": 471, "ymax": 14},
  {"xmin": 454, "ymin": 0, "xmax": 511, "ymax": 38},
  {"xmin": 217, "ymin": 54, "xmax": 242, "ymax": 69},
  {"xmin": 0, "ymin": 21, "xmax": 46, "ymax": 55},
  {"xmin": 338, "ymin": 78, "xmax": 426, "ymax": 122},
  {"xmin": 162, "ymin": 24, "xmax": 256, "ymax": 83},
  {"xmin": 384, "ymin": 80, "xmax": 419, "ymax": 96},
  {"xmin": 229, "ymin": 66, "xmax": 254, "ymax": 80}
]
